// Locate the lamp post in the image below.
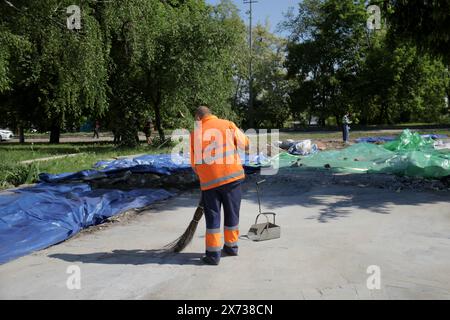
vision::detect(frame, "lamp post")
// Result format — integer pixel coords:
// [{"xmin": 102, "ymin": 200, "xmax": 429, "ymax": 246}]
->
[{"xmin": 244, "ymin": 0, "xmax": 257, "ymax": 128}]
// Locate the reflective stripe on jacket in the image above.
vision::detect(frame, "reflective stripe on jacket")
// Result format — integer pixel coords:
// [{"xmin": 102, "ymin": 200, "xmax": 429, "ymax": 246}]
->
[{"xmin": 190, "ymin": 115, "xmax": 249, "ymax": 191}]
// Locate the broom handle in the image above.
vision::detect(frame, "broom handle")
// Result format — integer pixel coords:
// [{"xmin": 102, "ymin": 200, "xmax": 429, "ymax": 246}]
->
[
  {"xmin": 199, "ymin": 193, "xmax": 204, "ymax": 208},
  {"xmin": 193, "ymin": 194, "xmax": 204, "ymax": 222}
]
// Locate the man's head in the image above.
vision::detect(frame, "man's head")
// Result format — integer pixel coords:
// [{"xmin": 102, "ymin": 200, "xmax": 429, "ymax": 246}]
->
[{"xmin": 195, "ymin": 106, "xmax": 212, "ymax": 121}]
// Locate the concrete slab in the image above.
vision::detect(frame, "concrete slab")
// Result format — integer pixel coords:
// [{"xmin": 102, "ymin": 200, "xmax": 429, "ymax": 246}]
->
[{"xmin": 1, "ymin": 179, "xmax": 449, "ymax": 299}]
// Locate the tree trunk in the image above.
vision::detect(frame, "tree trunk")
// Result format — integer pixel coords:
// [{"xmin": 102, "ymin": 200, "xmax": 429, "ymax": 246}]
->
[
  {"xmin": 118, "ymin": 115, "xmax": 139, "ymax": 148},
  {"xmin": 151, "ymin": 88, "xmax": 165, "ymax": 142},
  {"xmin": 446, "ymin": 65, "xmax": 449, "ymax": 113},
  {"xmin": 19, "ymin": 125, "xmax": 25, "ymax": 144},
  {"xmin": 379, "ymin": 101, "xmax": 389, "ymax": 124},
  {"xmin": 234, "ymin": 78, "xmax": 242, "ymax": 109},
  {"xmin": 49, "ymin": 123, "xmax": 60, "ymax": 144},
  {"xmin": 119, "ymin": 126, "xmax": 139, "ymax": 147},
  {"xmin": 154, "ymin": 103, "xmax": 165, "ymax": 142},
  {"xmin": 135, "ymin": 133, "xmax": 140, "ymax": 144}
]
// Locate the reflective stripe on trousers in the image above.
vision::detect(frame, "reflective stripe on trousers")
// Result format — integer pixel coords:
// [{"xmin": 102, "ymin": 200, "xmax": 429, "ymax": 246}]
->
[
  {"xmin": 206, "ymin": 229, "xmax": 222, "ymax": 252},
  {"xmin": 224, "ymin": 225, "xmax": 239, "ymax": 247}
]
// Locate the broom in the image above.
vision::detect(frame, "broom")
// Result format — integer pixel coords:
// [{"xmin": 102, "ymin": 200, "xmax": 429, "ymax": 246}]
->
[{"xmin": 163, "ymin": 197, "xmax": 204, "ymax": 253}]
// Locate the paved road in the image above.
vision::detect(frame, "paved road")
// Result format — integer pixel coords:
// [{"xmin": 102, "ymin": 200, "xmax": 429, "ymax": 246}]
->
[
  {"xmin": 1, "ymin": 176, "xmax": 449, "ymax": 299},
  {"xmin": 4, "ymin": 128, "xmax": 446, "ymax": 144}
]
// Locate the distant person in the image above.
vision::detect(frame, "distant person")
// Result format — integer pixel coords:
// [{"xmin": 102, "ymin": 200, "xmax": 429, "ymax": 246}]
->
[
  {"xmin": 342, "ymin": 113, "xmax": 352, "ymax": 144},
  {"xmin": 143, "ymin": 120, "xmax": 152, "ymax": 145},
  {"xmin": 93, "ymin": 120, "xmax": 100, "ymax": 139}
]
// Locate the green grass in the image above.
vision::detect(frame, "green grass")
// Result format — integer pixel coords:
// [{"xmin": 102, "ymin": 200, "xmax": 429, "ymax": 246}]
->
[
  {"xmin": 0, "ymin": 142, "xmax": 172, "ymax": 190},
  {"xmin": 0, "ymin": 143, "xmax": 150, "ymax": 164}
]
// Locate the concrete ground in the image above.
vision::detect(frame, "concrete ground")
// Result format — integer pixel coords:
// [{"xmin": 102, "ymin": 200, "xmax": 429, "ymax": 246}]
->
[{"xmin": 1, "ymin": 175, "xmax": 449, "ymax": 299}]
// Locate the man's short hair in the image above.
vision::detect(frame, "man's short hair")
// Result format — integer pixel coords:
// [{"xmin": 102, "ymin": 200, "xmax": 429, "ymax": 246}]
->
[{"xmin": 195, "ymin": 106, "xmax": 212, "ymax": 119}]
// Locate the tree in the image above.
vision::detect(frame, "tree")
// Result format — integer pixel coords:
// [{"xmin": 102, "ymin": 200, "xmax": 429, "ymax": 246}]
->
[
  {"xmin": 0, "ymin": 0, "xmax": 109, "ymax": 143},
  {"xmin": 0, "ymin": 25, "xmax": 32, "ymax": 141},
  {"xmin": 284, "ymin": 0, "xmax": 369, "ymax": 125},
  {"xmin": 1, "ymin": 0, "xmax": 247, "ymax": 145},
  {"xmin": 386, "ymin": 0, "xmax": 450, "ymax": 118},
  {"xmin": 250, "ymin": 24, "xmax": 294, "ymax": 128},
  {"xmin": 355, "ymin": 39, "xmax": 449, "ymax": 124},
  {"xmin": 387, "ymin": 0, "xmax": 450, "ymax": 64},
  {"xmin": 101, "ymin": 0, "xmax": 245, "ymax": 145},
  {"xmin": 284, "ymin": 0, "xmax": 449, "ymax": 125}
]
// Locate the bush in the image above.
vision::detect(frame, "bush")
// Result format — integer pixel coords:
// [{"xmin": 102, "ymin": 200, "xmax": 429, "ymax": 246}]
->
[{"xmin": 0, "ymin": 163, "xmax": 39, "ymax": 190}]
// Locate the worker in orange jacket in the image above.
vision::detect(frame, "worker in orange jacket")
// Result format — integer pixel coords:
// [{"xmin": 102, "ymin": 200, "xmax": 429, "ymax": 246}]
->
[{"xmin": 190, "ymin": 106, "xmax": 249, "ymax": 265}]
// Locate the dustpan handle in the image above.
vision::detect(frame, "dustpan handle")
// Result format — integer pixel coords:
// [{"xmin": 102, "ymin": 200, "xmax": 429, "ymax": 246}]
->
[
  {"xmin": 255, "ymin": 213, "xmax": 276, "ymax": 225},
  {"xmin": 255, "ymin": 180, "xmax": 266, "ymax": 214}
]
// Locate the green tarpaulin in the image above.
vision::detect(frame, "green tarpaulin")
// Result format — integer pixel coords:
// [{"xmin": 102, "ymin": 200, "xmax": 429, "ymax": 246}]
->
[{"xmin": 270, "ymin": 130, "xmax": 450, "ymax": 178}]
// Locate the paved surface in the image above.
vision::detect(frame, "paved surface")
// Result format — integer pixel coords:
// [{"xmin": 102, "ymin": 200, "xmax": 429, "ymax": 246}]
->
[
  {"xmin": 19, "ymin": 153, "xmax": 86, "ymax": 164},
  {"xmin": 1, "ymin": 178, "xmax": 449, "ymax": 299},
  {"xmin": 3, "ymin": 134, "xmax": 142, "ymax": 144},
  {"xmin": 4, "ymin": 128, "xmax": 446, "ymax": 144}
]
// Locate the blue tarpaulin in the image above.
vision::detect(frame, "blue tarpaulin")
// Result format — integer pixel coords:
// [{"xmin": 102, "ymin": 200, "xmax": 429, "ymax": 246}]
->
[
  {"xmin": 355, "ymin": 136, "xmax": 397, "ymax": 143},
  {"xmin": 94, "ymin": 154, "xmax": 192, "ymax": 174},
  {"xmin": 39, "ymin": 154, "xmax": 193, "ymax": 183},
  {"xmin": 39, "ymin": 153, "xmax": 263, "ymax": 183},
  {"xmin": 421, "ymin": 134, "xmax": 448, "ymax": 140},
  {"xmin": 0, "ymin": 184, "xmax": 173, "ymax": 264},
  {"xmin": 1, "ymin": 152, "xmax": 266, "ymax": 264}
]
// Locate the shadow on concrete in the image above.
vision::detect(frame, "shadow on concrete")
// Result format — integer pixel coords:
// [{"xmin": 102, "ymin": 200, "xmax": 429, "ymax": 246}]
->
[
  {"xmin": 216, "ymin": 172, "xmax": 449, "ymax": 224},
  {"xmin": 245, "ymin": 177, "xmax": 449, "ymax": 223},
  {"xmin": 49, "ymin": 250, "xmax": 203, "ymax": 266},
  {"xmin": 249, "ymin": 184, "xmax": 391, "ymax": 223},
  {"xmin": 147, "ymin": 174, "xmax": 449, "ymax": 224}
]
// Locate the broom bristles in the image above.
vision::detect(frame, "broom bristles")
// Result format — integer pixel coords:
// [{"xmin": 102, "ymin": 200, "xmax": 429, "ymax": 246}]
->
[{"xmin": 163, "ymin": 200, "xmax": 204, "ymax": 253}]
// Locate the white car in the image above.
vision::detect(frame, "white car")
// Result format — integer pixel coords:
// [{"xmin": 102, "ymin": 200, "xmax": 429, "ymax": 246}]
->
[{"xmin": 0, "ymin": 129, "xmax": 14, "ymax": 141}]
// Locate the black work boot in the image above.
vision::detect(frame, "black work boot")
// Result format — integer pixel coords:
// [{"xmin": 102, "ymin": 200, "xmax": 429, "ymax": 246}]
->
[
  {"xmin": 222, "ymin": 246, "xmax": 238, "ymax": 256},
  {"xmin": 202, "ymin": 256, "xmax": 220, "ymax": 265}
]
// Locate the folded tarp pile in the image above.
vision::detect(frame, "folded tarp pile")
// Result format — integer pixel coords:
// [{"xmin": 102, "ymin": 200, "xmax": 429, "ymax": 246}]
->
[
  {"xmin": 39, "ymin": 153, "xmax": 265, "ymax": 183},
  {"xmin": 39, "ymin": 154, "xmax": 193, "ymax": 183}
]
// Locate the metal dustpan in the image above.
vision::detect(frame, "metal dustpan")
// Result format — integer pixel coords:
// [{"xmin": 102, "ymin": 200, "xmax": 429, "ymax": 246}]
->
[{"xmin": 247, "ymin": 180, "xmax": 281, "ymax": 241}]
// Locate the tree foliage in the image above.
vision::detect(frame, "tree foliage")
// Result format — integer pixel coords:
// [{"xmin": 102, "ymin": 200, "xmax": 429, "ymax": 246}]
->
[
  {"xmin": 0, "ymin": 0, "xmax": 109, "ymax": 142},
  {"xmin": 284, "ymin": 0, "xmax": 449, "ymax": 126},
  {"xmin": 1, "ymin": 0, "xmax": 448, "ymax": 142},
  {"xmin": 387, "ymin": 0, "xmax": 450, "ymax": 64},
  {"xmin": 0, "ymin": 0, "xmax": 246, "ymax": 145}
]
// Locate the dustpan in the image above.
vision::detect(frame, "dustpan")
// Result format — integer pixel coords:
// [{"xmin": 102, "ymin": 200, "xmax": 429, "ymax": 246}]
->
[{"xmin": 247, "ymin": 179, "xmax": 281, "ymax": 241}]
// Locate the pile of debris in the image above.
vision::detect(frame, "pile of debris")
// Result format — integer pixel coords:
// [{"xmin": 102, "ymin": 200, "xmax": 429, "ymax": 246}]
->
[{"xmin": 276, "ymin": 139, "xmax": 322, "ymax": 156}]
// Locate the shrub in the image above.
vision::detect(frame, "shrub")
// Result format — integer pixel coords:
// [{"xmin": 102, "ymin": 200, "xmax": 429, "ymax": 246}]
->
[{"xmin": 0, "ymin": 163, "xmax": 39, "ymax": 189}]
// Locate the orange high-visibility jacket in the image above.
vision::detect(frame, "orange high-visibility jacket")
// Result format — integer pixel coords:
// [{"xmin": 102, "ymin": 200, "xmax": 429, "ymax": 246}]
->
[{"xmin": 190, "ymin": 115, "xmax": 249, "ymax": 191}]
